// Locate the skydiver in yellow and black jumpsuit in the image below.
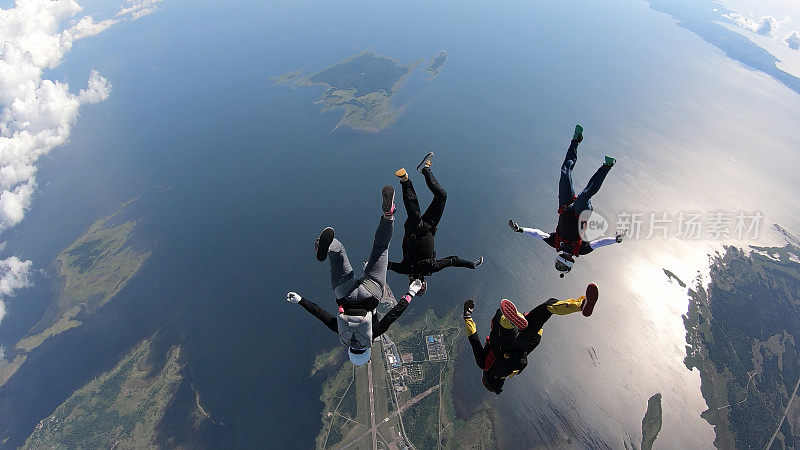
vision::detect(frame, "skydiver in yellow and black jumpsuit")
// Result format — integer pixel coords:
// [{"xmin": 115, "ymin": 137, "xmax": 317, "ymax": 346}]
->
[{"xmin": 463, "ymin": 283, "xmax": 599, "ymax": 394}]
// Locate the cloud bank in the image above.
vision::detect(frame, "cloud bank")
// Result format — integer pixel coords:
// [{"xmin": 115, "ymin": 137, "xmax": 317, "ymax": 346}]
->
[
  {"xmin": 0, "ymin": 0, "xmax": 159, "ymax": 324},
  {"xmin": 117, "ymin": 0, "xmax": 162, "ymax": 20},
  {"xmin": 723, "ymin": 11, "xmax": 800, "ymax": 50}
]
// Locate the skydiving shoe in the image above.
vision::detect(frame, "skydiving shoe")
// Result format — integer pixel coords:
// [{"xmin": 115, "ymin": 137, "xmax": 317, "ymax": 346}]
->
[
  {"xmin": 382, "ymin": 185, "xmax": 395, "ymax": 216},
  {"xmin": 573, "ymin": 124, "xmax": 584, "ymax": 143},
  {"xmin": 316, "ymin": 227, "xmax": 335, "ymax": 262},
  {"xmin": 603, "ymin": 155, "xmax": 616, "ymax": 167},
  {"xmin": 395, "ymin": 168, "xmax": 409, "ymax": 182},
  {"xmin": 416, "ymin": 152, "xmax": 434, "ymax": 173},
  {"xmin": 500, "ymin": 299, "xmax": 528, "ymax": 330},
  {"xmin": 582, "ymin": 282, "xmax": 599, "ymax": 317},
  {"xmin": 473, "ymin": 256, "xmax": 484, "ymax": 268},
  {"xmin": 508, "ymin": 220, "xmax": 523, "ymax": 233}
]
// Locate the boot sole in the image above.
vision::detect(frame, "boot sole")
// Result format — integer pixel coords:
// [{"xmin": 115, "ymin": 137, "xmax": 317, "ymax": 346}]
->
[
  {"xmin": 316, "ymin": 227, "xmax": 335, "ymax": 261},
  {"xmin": 500, "ymin": 299, "xmax": 528, "ymax": 330},
  {"xmin": 416, "ymin": 152, "xmax": 434, "ymax": 173},
  {"xmin": 382, "ymin": 185, "xmax": 395, "ymax": 214},
  {"xmin": 582, "ymin": 283, "xmax": 599, "ymax": 317}
]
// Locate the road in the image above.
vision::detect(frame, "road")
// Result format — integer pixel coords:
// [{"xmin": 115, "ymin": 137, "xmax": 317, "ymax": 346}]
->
[
  {"xmin": 764, "ymin": 373, "xmax": 800, "ymax": 449},
  {"xmin": 368, "ymin": 361, "xmax": 377, "ymax": 450},
  {"xmin": 339, "ymin": 384, "xmax": 440, "ymax": 450}
]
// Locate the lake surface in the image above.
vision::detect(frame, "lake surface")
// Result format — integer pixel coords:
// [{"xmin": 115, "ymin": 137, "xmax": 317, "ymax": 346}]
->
[{"xmin": 2, "ymin": 0, "xmax": 800, "ymax": 447}]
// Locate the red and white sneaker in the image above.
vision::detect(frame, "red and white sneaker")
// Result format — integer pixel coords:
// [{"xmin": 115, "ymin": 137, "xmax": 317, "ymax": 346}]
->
[
  {"xmin": 582, "ymin": 283, "xmax": 599, "ymax": 317},
  {"xmin": 500, "ymin": 299, "xmax": 528, "ymax": 330}
]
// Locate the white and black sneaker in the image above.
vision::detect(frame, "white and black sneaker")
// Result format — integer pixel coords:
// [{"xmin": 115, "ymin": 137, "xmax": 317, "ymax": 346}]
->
[
  {"xmin": 416, "ymin": 152, "xmax": 434, "ymax": 173},
  {"xmin": 316, "ymin": 227, "xmax": 335, "ymax": 261},
  {"xmin": 473, "ymin": 256, "xmax": 484, "ymax": 268}
]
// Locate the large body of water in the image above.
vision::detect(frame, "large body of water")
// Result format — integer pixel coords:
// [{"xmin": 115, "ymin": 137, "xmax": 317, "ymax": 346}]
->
[{"xmin": 2, "ymin": 0, "xmax": 800, "ymax": 447}]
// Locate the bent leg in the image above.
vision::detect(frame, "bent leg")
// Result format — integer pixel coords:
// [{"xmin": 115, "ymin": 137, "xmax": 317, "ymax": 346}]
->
[
  {"xmin": 388, "ymin": 261, "xmax": 411, "ymax": 275},
  {"xmin": 547, "ymin": 296, "xmax": 585, "ymax": 316},
  {"xmin": 559, "ymin": 139, "xmax": 579, "ymax": 207},
  {"xmin": 429, "ymin": 256, "xmax": 475, "ymax": 274},
  {"xmin": 523, "ymin": 300, "xmax": 555, "ymax": 335},
  {"xmin": 299, "ymin": 298, "xmax": 338, "ymax": 334},
  {"xmin": 420, "ymin": 167, "xmax": 447, "ymax": 228},
  {"xmin": 401, "ymin": 179, "xmax": 422, "ymax": 223},
  {"xmin": 523, "ymin": 297, "xmax": 584, "ymax": 336},
  {"xmin": 574, "ymin": 164, "xmax": 611, "ymax": 213},
  {"xmin": 364, "ymin": 215, "xmax": 394, "ymax": 292},
  {"xmin": 328, "ymin": 238, "xmax": 354, "ymax": 290}
]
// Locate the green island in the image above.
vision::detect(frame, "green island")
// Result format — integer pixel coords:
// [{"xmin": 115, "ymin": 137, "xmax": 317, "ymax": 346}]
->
[
  {"xmin": 681, "ymin": 230, "xmax": 800, "ymax": 449},
  {"xmin": 312, "ymin": 306, "xmax": 494, "ymax": 449},
  {"xmin": 641, "ymin": 393, "xmax": 662, "ymax": 450},
  {"xmin": 21, "ymin": 337, "xmax": 191, "ymax": 448},
  {"xmin": 426, "ymin": 51, "xmax": 447, "ymax": 78},
  {"xmin": 271, "ymin": 51, "xmax": 446, "ymax": 133},
  {"xmin": 0, "ymin": 200, "xmax": 149, "ymax": 389}
]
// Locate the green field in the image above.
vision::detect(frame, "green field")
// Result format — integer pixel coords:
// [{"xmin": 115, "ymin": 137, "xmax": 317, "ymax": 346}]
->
[
  {"xmin": 641, "ymin": 393, "xmax": 662, "ymax": 450},
  {"xmin": 312, "ymin": 307, "xmax": 494, "ymax": 449},
  {"xmin": 681, "ymin": 234, "xmax": 800, "ymax": 448},
  {"xmin": 22, "ymin": 338, "xmax": 184, "ymax": 449},
  {"xmin": 0, "ymin": 200, "xmax": 149, "ymax": 389},
  {"xmin": 271, "ymin": 51, "xmax": 446, "ymax": 133}
]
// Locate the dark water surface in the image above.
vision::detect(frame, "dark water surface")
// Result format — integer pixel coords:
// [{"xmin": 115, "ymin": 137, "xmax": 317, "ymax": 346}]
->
[{"xmin": 2, "ymin": 0, "xmax": 800, "ymax": 448}]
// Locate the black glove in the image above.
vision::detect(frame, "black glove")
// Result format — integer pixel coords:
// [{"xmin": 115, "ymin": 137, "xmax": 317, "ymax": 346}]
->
[{"xmin": 463, "ymin": 300, "xmax": 475, "ymax": 319}]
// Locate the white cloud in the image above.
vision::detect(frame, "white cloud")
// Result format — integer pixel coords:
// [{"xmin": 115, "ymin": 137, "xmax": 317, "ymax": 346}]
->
[
  {"xmin": 723, "ymin": 11, "xmax": 800, "ymax": 50},
  {"xmin": 116, "ymin": 0, "xmax": 162, "ymax": 20},
  {"xmin": 787, "ymin": 31, "xmax": 800, "ymax": 50},
  {"xmin": 0, "ymin": 0, "xmax": 157, "ymax": 325},
  {"xmin": 0, "ymin": 256, "xmax": 32, "ymax": 324},
  {"xmin": 723, "ymin": 13, "xmax": 789, "ymax": 37}
]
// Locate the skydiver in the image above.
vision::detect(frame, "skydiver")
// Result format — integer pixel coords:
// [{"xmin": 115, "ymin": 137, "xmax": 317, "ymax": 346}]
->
[
  {"xmin": 286, "ymin": 278, "xmax": 423, "ymax": 366},
  {"xmin": 462, "ymin": 283, "xmax": 599, "ymax": 394},
  {"xmin": 389, "ymin": 152, "xmax": 483, "ymax": 293},
  {"xmin": 509, "ymin": 125, "xmax": 624, "ymax": 277},
  {"xmin": 285, "ymin": 185, "xmax": 416, "ymax": 365}
]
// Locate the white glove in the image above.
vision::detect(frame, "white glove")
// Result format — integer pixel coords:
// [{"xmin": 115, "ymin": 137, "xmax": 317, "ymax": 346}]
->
[
  {"xmin": 286, "ymin": 292, "xmax": 301, "ymax": 304},
  {"xmin": 615, "ymin": 229, "xmax": 627, "ymax": 243},
  {"xmin": 407, "ymin": 279, "xmax": 424, "ymax": 297}
]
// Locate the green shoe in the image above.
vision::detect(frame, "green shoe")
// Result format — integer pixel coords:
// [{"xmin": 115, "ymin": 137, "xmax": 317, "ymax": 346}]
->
[
  {"xmin": 604, "ymin": 155, "xmax": 616, "ymax": 167},
  {"xmin": 573, "ymin": 124, "xmax": 583, "ymax": 142}
]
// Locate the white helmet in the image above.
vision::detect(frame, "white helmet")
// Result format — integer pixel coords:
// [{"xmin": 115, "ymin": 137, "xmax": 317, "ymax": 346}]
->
[
  {"xmin": 348, "ymin": 347, "xmax": 371, "ymax": 366},
  {"xmin": 555, "ymin": 252, "xmax": 574, "ymax": 278}
]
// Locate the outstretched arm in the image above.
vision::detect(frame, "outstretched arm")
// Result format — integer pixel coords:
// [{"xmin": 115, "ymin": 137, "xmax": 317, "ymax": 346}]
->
[
  {"xmin": 373, "ymin": 297, "xmax": 410, "ymax": 338},
  {"xmin": 509, "ymin": 219, "xmax": 549, "ymax": 240},
  {"xmin": 589, "ymin": 230, "xmax": 626, "ymax": 250},
  {"xmin": 289, "ymin": 292, "xmax": 338, "ymax": 334},
  {"xmin": 373, "ymin": 279, "xmax": 423, "ymax": 338},
  {"xmin": 521, "ymin": 227, "xmax": 550, "ymax": 240},
  {"xmin": 589, "ymin": 237, "xmax": 617, "ymax": 249}
]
